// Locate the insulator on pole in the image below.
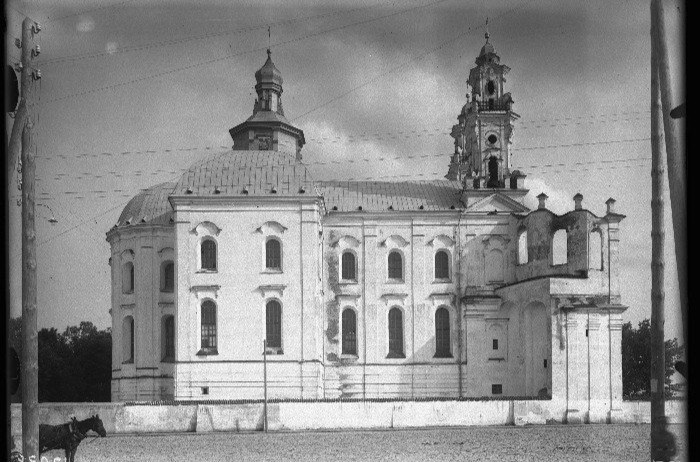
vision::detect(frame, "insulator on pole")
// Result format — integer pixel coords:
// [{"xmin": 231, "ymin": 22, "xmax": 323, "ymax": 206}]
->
[
  {"xmin": 31, "ymin": 45, "xmax": 40, "ymax": 57},
  {"xmin": 32, "ymin": 22, "xmax": 42, "ymax": 33},
  {"xmin": 31, "ymin": 69, "xmax": 41, "ymax": 80}
]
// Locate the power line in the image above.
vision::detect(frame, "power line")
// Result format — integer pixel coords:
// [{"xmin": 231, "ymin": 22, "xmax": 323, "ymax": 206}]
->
[
  {"xmin": 33, "ymin": 154, "xmax": 653, "ymax": 196},
  {"xmin": 35, "ymin": 135, "xmax": 651, "ymax": 165},
  {"xmin": 38, "ymin": 3, "xmax": 376, "ymax": 66},
  {"xmin": 43, "ymin": 0, "xmax": 136, "ymax": 25},
  {"xmin": 305, "ymin": 115, "xmax": 649, "ymax": 144},
  {"xmin": 290, "ymin": 0, "xmax": 536, "ymax": 123},
  {"xmin": 40, "ymin": 0, "xmax": 456, "ymax": 106}
]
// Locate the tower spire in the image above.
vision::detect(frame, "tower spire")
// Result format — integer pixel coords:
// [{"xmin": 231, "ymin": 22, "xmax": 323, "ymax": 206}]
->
[
  {"xmin": 267, "ymin": 25, "xmax": 271, "ymax": 55},
  {"xmin": 485, "ymin": 17, "xmax": 490, "ymax": 42}
]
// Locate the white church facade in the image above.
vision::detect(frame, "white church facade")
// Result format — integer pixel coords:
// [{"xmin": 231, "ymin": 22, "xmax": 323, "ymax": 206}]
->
[{"xmin": 107, "ymin": 35, "xmax": 628, "ymax": 424}]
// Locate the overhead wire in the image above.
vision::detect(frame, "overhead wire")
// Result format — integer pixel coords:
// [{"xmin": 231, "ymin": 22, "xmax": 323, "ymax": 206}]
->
[
  {"xmin": 33, "ymin": 153, "xmax": 653, "ymax": 196},
  {"xmin": 289, "ymin": 0, "xmax": 537, "ymax": 123},
  {"xmin": 37, "ymin": 2, "xmax": 377, "ymax": 66},
  {"xmin": 33, "ymin": 134, "xmax": 651, "ymax": 164},
  {"xmin": 40, "ymin": 0, "xmax": 457, "ymax": 106},
  {"xmin": 42, "ymin": 0, "xmax": 137, "ymax": 25}
]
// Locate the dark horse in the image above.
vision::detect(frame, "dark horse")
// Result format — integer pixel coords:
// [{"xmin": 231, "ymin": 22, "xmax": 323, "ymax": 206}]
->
[{"xmin": 39, "ymin": 414, "xmax": 107, "ymax": 462}]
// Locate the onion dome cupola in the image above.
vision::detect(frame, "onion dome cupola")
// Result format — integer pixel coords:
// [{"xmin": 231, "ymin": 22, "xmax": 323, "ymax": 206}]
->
[
  {"xmin": 446, "ymin": 31, "xmax": 522, "ymax": 191},
  {"xmin": 229, "ymin": 49, "xmax": 306, "ymax": 160}
]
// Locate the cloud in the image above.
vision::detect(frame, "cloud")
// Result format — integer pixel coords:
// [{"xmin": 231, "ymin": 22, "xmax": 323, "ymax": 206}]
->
[
  {"xmin": 76, "ymin": 16, "xmax": 95, "ymax": 33},
  {"xmin": 105, "ymin": 41, "xmax": 118, "ymax": 54},
  {"xmin": 522, "ymin": 177, "xmax": 574, "ymax": 214}
]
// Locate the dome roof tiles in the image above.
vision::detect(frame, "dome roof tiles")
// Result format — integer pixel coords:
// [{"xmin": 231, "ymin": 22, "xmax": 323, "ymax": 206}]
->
[{"xmin": 255, "ymin": 51, "xmax": 283, "ymax": 86}]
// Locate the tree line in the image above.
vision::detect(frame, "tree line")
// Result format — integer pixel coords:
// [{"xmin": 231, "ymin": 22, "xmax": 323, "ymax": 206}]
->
[
  {"xmin": 9, "ymin": 317, "xmax": 111, "ymax": 402},
  {"xmin": 8, "ymin": 316, "xmax": 683, "ymax": 402}
]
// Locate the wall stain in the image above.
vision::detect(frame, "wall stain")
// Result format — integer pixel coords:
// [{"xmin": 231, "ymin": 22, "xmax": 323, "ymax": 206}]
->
[{"xmin": 325, "ymin": 230, "xmax": 340, "ymax": 362}]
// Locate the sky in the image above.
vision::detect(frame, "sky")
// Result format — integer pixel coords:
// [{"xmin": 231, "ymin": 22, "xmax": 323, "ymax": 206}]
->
[{"xmin": 5, "ymin": 0, "xmax": 685, "ymax": 345}]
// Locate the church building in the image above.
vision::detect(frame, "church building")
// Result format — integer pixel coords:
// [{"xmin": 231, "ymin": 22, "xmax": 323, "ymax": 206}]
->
[{"xmin": 107, "ymin": 33, "xmax": 628, "ymax": 424}]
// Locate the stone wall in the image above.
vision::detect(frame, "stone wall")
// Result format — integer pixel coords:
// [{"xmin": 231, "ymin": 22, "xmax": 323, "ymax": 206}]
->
[{"xmin": 11, "ymin": 400, "xmax": 686, "ymax": 436}]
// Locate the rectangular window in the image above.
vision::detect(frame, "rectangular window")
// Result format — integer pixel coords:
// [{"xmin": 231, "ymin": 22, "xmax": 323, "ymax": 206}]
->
[
  {"xmin": 162, "ymin": 316, "xmax": 175, "ymax": 362},
  {"xmin": 434, "ymin": 308, "xmax": 451, "ymax": 358},
  {"xmin": 492, "ymin": 384, "xmax": 503, "ymax": 395},
  {"xmin": 201, "ymin": 302, "xmax": 217, "ymax": 350},
  {"xmin": 492, "ymin": 339, "xmax": 498, "ymax": 350},
  {"xmin": 266, "ymin": 239, "xmax": 282, "ymax": 270},
  {"xmin": 544, "ymin": 359, "xmax": 548, "ymax": 369},
  {"xmin": 266, "ymin": 301, "xmax": 282, "ymax": 350},
  {"xmin": 387, "ymin": 308, "xmax": 404, "ymax": 358},
  {"xmin": 341, "ymin": 309, "xmax": 357, "ymax": 355},
  {"xmin": 388, "ymin": 252, "xmax": 403, "ymax": 280},
  {"xmin": 202, "ymin": 387, "xmax": 209, "ymax": 395},
  {"xmin": 341, "ymin": 252, "xmax": 356, "ymax": 280},
  {"xmin": 161, "ymin": 261, "xmax": 174, "ymax": 293}
]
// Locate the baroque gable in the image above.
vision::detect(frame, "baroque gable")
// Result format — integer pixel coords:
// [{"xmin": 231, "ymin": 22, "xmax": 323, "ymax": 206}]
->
[{"xmin": 464, "ymin": 193, "xmax": 529, "ymax": 214}]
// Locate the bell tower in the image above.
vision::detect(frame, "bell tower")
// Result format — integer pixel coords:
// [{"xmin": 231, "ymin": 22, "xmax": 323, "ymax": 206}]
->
[
  {"xmin": 446, "ymin": 30, "xmax": 522, "ymax": 189},
  {"xmin": 229, "ymin": 49, "xmax": 306, "ymax": 160}
]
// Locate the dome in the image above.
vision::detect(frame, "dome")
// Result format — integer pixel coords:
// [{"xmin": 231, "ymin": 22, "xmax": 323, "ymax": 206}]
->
[
  {"xmin": 114, "ymin": 181, "xmax": 176, "ymax": 228},
  {"xmin": 254, "ymin": 49, "xmax": 283, "ymax": 87},
  {"xmin": 479, "ymin": 42, "xmax": 495, "ymax": 57},
  {"xmin": 111, "ymin": 151, "xmax": 318, "ymax": 232},
  {"xmin": 173, "ymin": 150, "xmax": 316, "ymax": 196}
]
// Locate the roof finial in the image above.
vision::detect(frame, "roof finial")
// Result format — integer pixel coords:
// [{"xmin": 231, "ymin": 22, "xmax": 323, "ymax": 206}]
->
[
  {"xmin": 484, "ymin": 17, "xmax": 490, "ymax": 42},
  {"xmin": 267, "ymin": 25, "xmax": 271, "ymax": 56}
]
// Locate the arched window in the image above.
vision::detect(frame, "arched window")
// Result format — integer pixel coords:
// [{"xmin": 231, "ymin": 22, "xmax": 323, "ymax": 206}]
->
[
  {"xmin": 518, "ymin": 229, "xmax": 528, "ymax": 264},
  {"xmin": 161, "ymin": 315, "xmax": 175, "ymax": 362},
  {"xmin": 387, "ymin": 307, "xmax": 404, "ymax": 358},
  {"xmin": 266, "ymin": 238, "xmax": 282, "ymax": 271},
  {"xmin": 342, "ymin": 308, "xmax": 357, "ymax": 355},
  {"xmin": 589, "ymin": 229, "xmax": 603, "ymax": 270},
  {"xmin": 266, "ymin": 300, "xmax": 282, "ymax": 350},
  {"xmin": 388, "ymin": 251, "xmax": 403, "ymax": 280},
  {"xmin": 201, "ymin": 239, "xmax": 217, "ymax": 271},
  {"xmin": 200, "ymin": 301, "xmax": 217, "ymax": 350},
  {"xmin": 435, "ymin": 307, "xmax": 451, "ymax": 358},
  {"xmin": 552, "ymin": 229, "xmax": 568, "ymax": 265},
  {"xmin": 160, "ymin": 261, "xmax": 174, "ymax": 293},
  {"xmin": 434, "ymin": 250, "xmax": 450, "ymax": 279},
  {"xmin": 122, "ymin": 261, "xmax": 134, "ymax": 294},
  {"xmin": 341, "ymin": 251, "xmax": 356, "ymax": 280},
  {"xmin": 122, "ymin": 316, "xmax": 134, "ymax": 364}
]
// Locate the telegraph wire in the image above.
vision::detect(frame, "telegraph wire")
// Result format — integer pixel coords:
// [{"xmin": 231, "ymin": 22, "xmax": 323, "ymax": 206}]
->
[
  {"xmin": 21, "ymin": 155, "xmax": 651, "ymax": 250},
  {"xmin": 34, "ymin": 154, "xmax": 652, "ymax": 195},
  {"xmin": 34, "ymin": 135, "xmax": 651, "ymax": 164},
  {"xmin": 43, "ymin": 0, "xmax": 136, "ymax": 25},
  {"xmin": 38, "ymin": 3, "xmax": 377, "ymax": 66},
  {"xmin": 290, "ymin": 0, "xmax": 536, "ymax": 123},
  {"xmin": 40, "ymin": 0, "xmax": 456, "ymax": 105}
]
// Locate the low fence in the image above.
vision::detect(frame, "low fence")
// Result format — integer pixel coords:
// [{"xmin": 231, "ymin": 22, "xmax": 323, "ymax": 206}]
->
[{"xmin": 10, "ymin": 399, "xmax": 686, "ymax": 435}]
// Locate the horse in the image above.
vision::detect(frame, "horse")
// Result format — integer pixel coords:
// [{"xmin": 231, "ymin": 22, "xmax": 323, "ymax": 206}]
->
[{"xmin": 39, "ymin": 414, "xmax": 107, "ymax": 462}]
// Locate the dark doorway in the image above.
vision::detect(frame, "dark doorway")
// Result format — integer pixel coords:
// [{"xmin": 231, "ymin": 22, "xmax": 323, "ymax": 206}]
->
[{"xmin": 487, "ymin": 156, "xmax": 500, "ymax": 188}]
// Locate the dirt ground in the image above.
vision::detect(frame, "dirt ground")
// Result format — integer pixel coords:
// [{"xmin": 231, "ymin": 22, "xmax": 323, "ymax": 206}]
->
[{"xmin": 32, "ymin": 424, "xmax": 687, "ymax": 462}]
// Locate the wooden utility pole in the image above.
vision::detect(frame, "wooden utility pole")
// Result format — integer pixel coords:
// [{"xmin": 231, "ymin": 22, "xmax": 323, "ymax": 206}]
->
[
  {"xmin": 650, "ymin": 0, "xmax": 686, "ymax": 346},
  {"xmin": 649, "ymin": 1, "xmax": 677, "ymax": 460},
  {"xmin": 8, "ymin": 16, "xmax": 42, "ymax": 462},
  {"xmin": 263, "ymin": 339, "xmax": 268, "ymax": 433}
]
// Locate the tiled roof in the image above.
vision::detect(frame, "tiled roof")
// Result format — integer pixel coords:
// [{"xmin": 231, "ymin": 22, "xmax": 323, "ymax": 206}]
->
[
  {"xmin": 243, "ymin": 110, "xmax": 291, "ymax": 125},
  {"xmin": 112, "ymin": 151, "xmax": 465, "ymax": 231},
  {"xmin": 317, "ymin": 180, "xmax": 463, "ymax": 212},
  {"xmin": 172, "ymin": 150, "xmax": 316, "ymax": 196},
  {"xmin": 116, "ymin": 181, "xmax": 176, "ymax": 227}
]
